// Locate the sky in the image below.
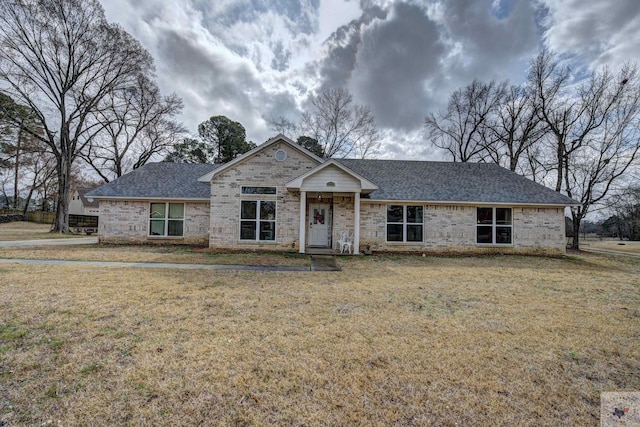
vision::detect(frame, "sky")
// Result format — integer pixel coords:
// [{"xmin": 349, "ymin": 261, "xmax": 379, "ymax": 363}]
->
[{"xmin": 101, "ymin": 0, "xmax": 640, "ymax": 160}]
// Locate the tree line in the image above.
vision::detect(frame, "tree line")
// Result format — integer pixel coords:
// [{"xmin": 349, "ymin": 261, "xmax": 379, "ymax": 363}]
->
[{"xmin": 425, "ymin": 50, "xmax": 640, "ymax": 248}]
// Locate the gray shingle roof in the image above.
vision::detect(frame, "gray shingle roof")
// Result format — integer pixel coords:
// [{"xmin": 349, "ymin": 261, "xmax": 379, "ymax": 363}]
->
[
  {"xmin": 87, "ymin": 159, "xmax": 576, "ymax": 206},
  {"xmin": 337, "ymin": 159, "xmax": 577, "ymax": 205},
  {"xmin": 86, "ymin": 162, "xmax": 220, "ymax": 199}
]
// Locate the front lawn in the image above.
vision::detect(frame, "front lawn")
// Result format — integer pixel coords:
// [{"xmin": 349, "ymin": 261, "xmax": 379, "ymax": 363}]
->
[{"xmin": 1, "ymin": 254, "xmax": 638, "ymax": 425}]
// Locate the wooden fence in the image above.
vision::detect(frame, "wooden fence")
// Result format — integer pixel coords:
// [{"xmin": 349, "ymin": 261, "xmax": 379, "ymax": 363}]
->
[{"xmin": 0, "ymin": 209, "xmax": 56, "ymax": 224}]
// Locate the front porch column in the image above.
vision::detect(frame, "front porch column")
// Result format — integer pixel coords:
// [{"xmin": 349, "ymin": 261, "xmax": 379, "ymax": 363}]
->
[
  {"xmin": 299, "ymin": 191, "xmax": 306, "ymax": 253},
  {"xmin": 354, "ymin": 192, "xmax": 360, "ymax": 255}
]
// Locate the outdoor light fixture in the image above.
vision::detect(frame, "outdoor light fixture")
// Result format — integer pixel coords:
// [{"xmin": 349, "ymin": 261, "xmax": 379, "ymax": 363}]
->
[{"xmin": 318, "ymin": 192, "xmax": 323, "ymax": 201}]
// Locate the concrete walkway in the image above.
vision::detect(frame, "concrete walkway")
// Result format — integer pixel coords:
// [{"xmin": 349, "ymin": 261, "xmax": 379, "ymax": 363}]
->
[
  {"xmin": 0, "ymin": 237, "xmax": 98, "ymax": 247},
  {"xmin": 0, "ymin": 258, "xmax": 312, "ymax": 271},
  {"xmin": 0, "ymin": 237, "xmax": 341, "ymax": 271}
]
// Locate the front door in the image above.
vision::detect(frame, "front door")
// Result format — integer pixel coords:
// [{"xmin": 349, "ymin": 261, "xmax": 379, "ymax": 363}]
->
[{"xmin": 308, "ymin": 203, "xmax": 329, "ymax": 247}]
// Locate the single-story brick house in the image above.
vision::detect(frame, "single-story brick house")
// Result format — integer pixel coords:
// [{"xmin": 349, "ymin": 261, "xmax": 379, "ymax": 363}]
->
[{"xmin": 87, "ymin": 135, "xmax": 577, "ymax": 254}]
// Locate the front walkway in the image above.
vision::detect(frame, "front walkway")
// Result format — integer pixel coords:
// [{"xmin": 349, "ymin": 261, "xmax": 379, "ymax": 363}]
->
[
  {"xmin": 0, "ymin": 237, "xmax": 98, "ymax": 247},
  {"xmin": 0, "ymin": 258, "xmax": 313, "ymax": 271},
  {"xmin": 0, "ymin": 237, "xmax": 342, "ymax": 271}
]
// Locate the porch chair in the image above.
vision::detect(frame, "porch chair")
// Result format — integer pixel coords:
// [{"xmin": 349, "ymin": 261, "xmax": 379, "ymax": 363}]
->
[{"xmin": 335, "ymin": 230, "xmax": 354, "ymax": 254}]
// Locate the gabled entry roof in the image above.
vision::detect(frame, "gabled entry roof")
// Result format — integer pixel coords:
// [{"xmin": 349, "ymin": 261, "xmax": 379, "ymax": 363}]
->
[
  {"xmin": 286, "ymin": 159, "xmax": 379, "ymax": 194},
  {"xmin": 197, "ymin": 134, "xmax": 323, "ymax": 183}
]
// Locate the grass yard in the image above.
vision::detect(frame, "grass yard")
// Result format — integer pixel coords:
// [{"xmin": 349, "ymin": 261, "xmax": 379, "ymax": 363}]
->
[
  {"xmin": 581, "ymin": 238, "xmax": 640, "ymax": 256},
  {"xmin": 1, "ymin": 253, "xmax": 639, "ymax": 426},
  {"xmin": 0, "ymin": 221, "xmax": 85, "ymax": 241}
]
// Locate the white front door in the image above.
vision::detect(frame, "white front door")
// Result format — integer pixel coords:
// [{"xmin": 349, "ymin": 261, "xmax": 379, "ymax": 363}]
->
[{"xmin": 308, "ymin": 203, "xmax": 329, "ymax": 247}]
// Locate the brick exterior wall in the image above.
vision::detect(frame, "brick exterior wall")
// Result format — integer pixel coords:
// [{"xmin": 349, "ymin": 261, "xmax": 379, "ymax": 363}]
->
[
  {"xmin": 209, "ymin": 141, "xmax": 319, "ymax": 250},
  {"xmin": 358, "ymin": 203, "xmax": 566, "ymax": 255},
  {"xmin": 98, "ymin": 200, "xmax": 210, "ymax": 245}
]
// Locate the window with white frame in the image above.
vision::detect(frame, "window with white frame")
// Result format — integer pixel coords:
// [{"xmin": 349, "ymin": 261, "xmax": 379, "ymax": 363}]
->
[
  {"xmin": 476, "ymin": 207, "xmax": 512, "ymax": 244},
  {"xmin": 386, "ymin": 205, "xmax": 424, "ymax": 242},
  {"xmin": 240, "ymin": 200, "xmax": 276, "ymax": 241},
  {"xmin": 241, "ymin": 186, "xmax": 277, "ymax": 195},
  {"xmin": 149, "ymin": 202, "xmax": 184, "ymax": 237}
]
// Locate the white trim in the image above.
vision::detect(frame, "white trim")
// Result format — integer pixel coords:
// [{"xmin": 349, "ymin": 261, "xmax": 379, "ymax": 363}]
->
[
  {"xmin": 90, "ymin": 196, "xmax": 209, "ymax": 202},
  {"xmin": 238, "ymin": 199, "xmax": 277, "ymax": 242},
  {"xmin": 361, "ymin": 199, "xmax": 577, "ymax": 208},
  {"xmin": 286, "ymin": 159, "xmax": 378, "ymax": 192},
  {"xmin": 354, "ymin": 192, "xmax": 360, "ymax": 254},
  {"xmin": 475, "ymin": 207, "xmax": 514, "ymax": 246},
  {"xmin": 149, "ymin": 202, "xmax": 185, "ymax": 238},
  {"xmin": 197, "ymin": 134, "xmax": 324, "ymax": 183},
  {"xmin": 385, "ymin": 204, "xmax": 424, "ymax": 244},
  {"xmin": 299, "ymin": 191, "xmax": 306, "ymax": 253}
]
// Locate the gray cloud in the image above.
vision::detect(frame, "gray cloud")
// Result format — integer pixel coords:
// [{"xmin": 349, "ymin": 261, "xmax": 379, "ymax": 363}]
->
[
  {"xmin": 100, "ymin": 0, "xmax": 640, "ymax": 160},
  {"xmin": 351, "ymin": 3, "xmax": 444, "ymax": 129}
]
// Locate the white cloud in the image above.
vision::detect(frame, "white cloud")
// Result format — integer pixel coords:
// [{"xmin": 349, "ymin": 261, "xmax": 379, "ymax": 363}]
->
[
  {"xmin": 540, "ymin": 0, "xmax": 640, "ymax": 71},
  {"xmin": 100, "ymin": 0, "xmax": 640, "ymax": 159}
]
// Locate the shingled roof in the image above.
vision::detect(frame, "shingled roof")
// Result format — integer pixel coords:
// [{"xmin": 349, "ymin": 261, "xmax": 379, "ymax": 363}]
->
[
  {"xmin": 88, "ymin": 159, "xmax": 576, "ymax": 206},
  {"xmin": 86, "ymin": 163, "xmax": 220, "ymax": 199},
  {"xmin": 337, "ymin": 159, "xmax": 577, "ymax": 205}
]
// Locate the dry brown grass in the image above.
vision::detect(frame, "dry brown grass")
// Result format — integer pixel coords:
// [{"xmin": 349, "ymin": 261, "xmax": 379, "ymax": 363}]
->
[
  {"xmin": 0, "ymin": 245, "xmax": 310, "ymax": 267},
  {"xmin": 581, "ymin": 238, "xmax": 640, "ymax": 255},
  {"xmin": 0, "ymin": 221, "xmax": 85, "ymax": 241},
  {"xmin": 1, "ymin": 254, "xmax": 639, "ymax": 426}
]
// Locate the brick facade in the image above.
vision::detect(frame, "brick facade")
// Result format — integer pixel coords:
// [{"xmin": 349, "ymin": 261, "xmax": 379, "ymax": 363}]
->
[
  {"xmin": 98, "ymin": 200, "xmax": 210, "ymax": 245},
  {"xmin": 209, "ymin": 141, "xmax": 319, "ymax": 250},
  {"xmin": 359, "ymin": 203, "xmax": 566, "ymax": 254},
  {"xmin": 94, "ymin": 138, "xmax": 568, "ymax": 254}
]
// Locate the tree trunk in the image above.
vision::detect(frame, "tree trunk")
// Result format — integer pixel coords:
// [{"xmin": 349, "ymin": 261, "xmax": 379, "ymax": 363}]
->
[
  {"xmin": 571, "ymin": 213, "xmax": 582, "ymax": 250},
  {"xmin": 52, "ymin": 154, "xmax": 70, "ymax": 233},
  {"xmin": 555, "ymin": 143, "xmax": 564, "ymax": 192},
  {"xmin": 13, "ymin": 127, "xmax": 22, "ymax": 209},
  {"xmin": 21, "ymin": 186, "xmax": 34, "ymax": 217}
]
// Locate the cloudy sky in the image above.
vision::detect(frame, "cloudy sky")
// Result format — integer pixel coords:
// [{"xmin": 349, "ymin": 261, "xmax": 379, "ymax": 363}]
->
[{"xmin": 101, "ymin": 0, "xmax": 640, "ymax": 160}]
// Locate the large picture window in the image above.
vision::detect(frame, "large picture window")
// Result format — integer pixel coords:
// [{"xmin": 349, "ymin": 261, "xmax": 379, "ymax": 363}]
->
[
  {"xmin": 240, "ymin": 200, "xmax": 276, "ymax": 241},
  {"xmin": 386, "ymin": 205, "xmax": 423, "ymax": 242},
  {"xmin": 477, "ymin": 207, "xmax": 512, "ymax": 245},
  {"xmin": 149, "ymin": 202, "xmax": 184, "ymax": 237}
]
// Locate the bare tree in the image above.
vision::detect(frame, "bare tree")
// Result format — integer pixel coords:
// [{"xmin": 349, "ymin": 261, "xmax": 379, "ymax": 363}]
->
[
  {"xmin": 528, "ymin": 49, "xmax": 632, "ymax": 192},
  {"xmin": 81, "ymin": 75, "xmax": 185, "ymax": 183},
  {"xmin": 300, "ymin": 88, "xmax": 380, "ymax": 159},
  {"xmin": 562, "ymin": 64, "xmax": 640, "ymax": 249},
  {"xmin": 609, "ymin": 185, "xmax": 640, "ymax": 240},
  {"xmin": 0, "ymin": 0, "xmax": 154, "ymax": 232},
  {"xmin": 425, "ymin": 80, "xmax": 506, "ymax": 162},
  {"xmin": 486, "ymin": 84, "xmax": 547, "ymax": 174},
  {"xmin": 267, "ymin": 115, "xmax": 298, "ymax": 139},
  {"xmin": 20, "ymin": 149, "xmax": 57, "ymax": 216}
]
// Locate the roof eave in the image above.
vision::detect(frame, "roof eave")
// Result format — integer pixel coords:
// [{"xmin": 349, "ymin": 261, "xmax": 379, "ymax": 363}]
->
[
  {"xmin": 361, "ymin": 198, "xmax": 578, "ymax": 207},
  {"xmin": 88, "ymin": 196, "xmax": 210, "ymax": 202}
]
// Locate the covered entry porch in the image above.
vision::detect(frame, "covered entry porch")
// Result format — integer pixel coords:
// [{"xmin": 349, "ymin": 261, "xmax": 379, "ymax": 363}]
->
[{"xmin": 286, "ymin": 160, "xmax": 378, "ymax": 255}]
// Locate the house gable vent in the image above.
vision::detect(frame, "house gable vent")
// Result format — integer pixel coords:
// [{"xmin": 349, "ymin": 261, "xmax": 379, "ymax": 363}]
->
[{"xmin": 274, "ymin": 149, "xmax": 287, "ymax": 162}]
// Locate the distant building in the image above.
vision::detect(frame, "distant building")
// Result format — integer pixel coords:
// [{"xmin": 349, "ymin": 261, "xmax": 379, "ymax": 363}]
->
[{"xmin": 69, "ymin": 188, "xmax": 99, "ymax": 215}]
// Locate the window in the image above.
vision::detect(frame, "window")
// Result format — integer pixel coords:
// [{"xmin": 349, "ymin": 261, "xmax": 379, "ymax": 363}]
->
[
  {"xmin": 241, "ymin": 186, "xmax": 277, "ymax": 195},
  {"xmin": 149, "ymin": 203, "xmax": 184, "ymax": 237},
  {"xmin": 477, "ymin": 207, "xmax": 512, "ymax": 245},
  {"xmin": 240, "ymin": 200, "xmax": 276, "ymax": 241},
  {"xmin": 386, "ymin": 205, "xmax": 423, "ymax": 242}
]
